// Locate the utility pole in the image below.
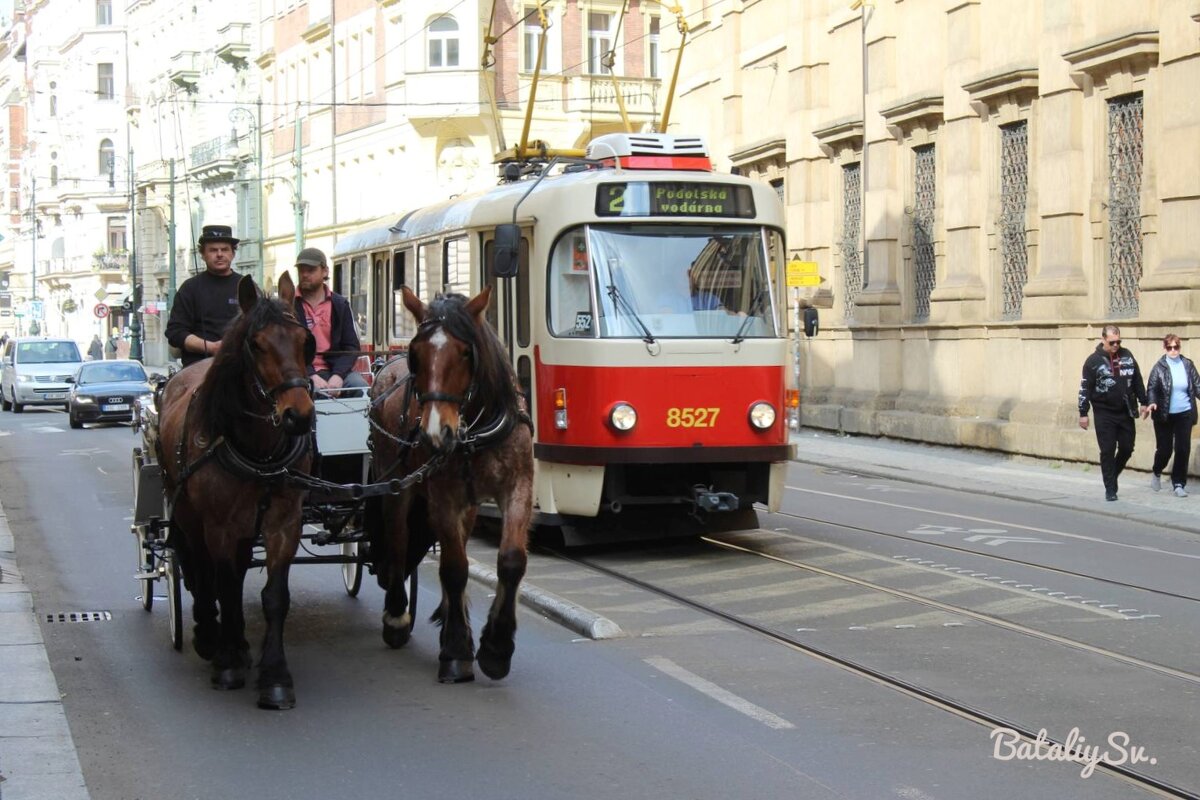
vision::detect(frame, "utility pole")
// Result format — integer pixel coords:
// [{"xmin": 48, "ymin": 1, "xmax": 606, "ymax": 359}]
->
[
  {"xmin": 128, "ymin": 146, "xmax": 142, "ymax": 362},
  {"xmin": 256, "ymin": 98, "xmax": 264, "ymax": 286},
  {"xmin": 167, "ymin": 158, "xmax": 176, "ymax": 310},
  {"xmin": 293, "ymin": 114, "xmax": 304, "ymax": 251}
]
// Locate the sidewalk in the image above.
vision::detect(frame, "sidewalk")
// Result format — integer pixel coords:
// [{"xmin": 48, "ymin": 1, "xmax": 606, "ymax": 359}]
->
[{"xmin": 789, "ymin": 428, "xmax": 1200, "ymax": 537}]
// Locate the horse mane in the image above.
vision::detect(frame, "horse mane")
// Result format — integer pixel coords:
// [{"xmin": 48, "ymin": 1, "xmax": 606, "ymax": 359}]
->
[
  {"xmin": 195, "ymin": 296, "xmax": 295, "ymax": 437},
  {"xmin": 422, "ymin": 292, "xmax": 522, "ymax": 423}
]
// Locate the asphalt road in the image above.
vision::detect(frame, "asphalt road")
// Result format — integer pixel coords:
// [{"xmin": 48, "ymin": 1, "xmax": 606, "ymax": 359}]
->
[{"xmin": 1, "ymin": 409, "xmax": 1190, "ymax": 800}]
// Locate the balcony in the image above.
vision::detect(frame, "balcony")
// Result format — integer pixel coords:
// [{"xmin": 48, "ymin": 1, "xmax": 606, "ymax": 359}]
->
[
  {"xmin": 188, "ymin": 136, "xmax": 239, "ymax": 184},
  {"xmin": 563, "ymin": 75, "xmax": 661, "ymax": 120},
  {"xmin": 215, "ymin": 22, "xmax": 251, "ymax": 70},
  {"xmin": 169, "ymin": 50, "xmax": 201, "ymax": 92}
]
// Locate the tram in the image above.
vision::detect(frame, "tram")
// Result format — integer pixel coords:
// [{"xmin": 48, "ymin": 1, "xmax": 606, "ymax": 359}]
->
[{"xmin": 331, "ymin": 132, "xmax": 807, "ymax": 541}]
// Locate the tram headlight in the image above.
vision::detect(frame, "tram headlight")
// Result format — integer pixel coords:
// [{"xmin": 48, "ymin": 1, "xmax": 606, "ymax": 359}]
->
[
  {"xmin": 748, "ymin": 401, "xmax": 776, "ymax": 430},
  {"xmin": 609, "ymin": 402, "xmax": 637, "ymax": 432}
]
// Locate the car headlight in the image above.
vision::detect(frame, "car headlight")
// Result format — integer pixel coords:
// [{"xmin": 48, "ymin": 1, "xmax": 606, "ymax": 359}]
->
[
  {"xmin": 75, "ymin": 395, "xmax": 95, "ymax": 404},
  {"xmin": 16, "ymin": 374, "xmax": 34, "ymax": 384},
  {"xmin": 609, "ymin": 402, "xmax": 637, "ymax": 431},
  {"xmin": 748, "ymin": 401, "xmax": 776, "ymax": 430}
]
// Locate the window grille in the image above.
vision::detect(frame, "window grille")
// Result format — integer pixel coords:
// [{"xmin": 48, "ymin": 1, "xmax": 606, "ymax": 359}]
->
[
  {"xmin": 841, "ymin": 162, "xmax": 862, "ymax": 320},
  {"xmin": 912, "ymin": 145, "xmax": 936, "ymax": 321},
  {"xmin": 999, "ymin": 122, "xmax": 1029, "ymax": 320},
  {"xmin": 1107, "ymin": 94, "xmax": 1143, "ymax": 318}
]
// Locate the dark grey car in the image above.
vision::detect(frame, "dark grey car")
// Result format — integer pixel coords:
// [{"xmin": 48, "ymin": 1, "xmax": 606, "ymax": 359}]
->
[{"xmin": 67, "ymin": 360, "xmax": 152, "ymax": 429}]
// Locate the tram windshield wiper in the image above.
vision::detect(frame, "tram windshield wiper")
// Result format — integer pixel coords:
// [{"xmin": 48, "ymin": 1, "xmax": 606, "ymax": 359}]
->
[
  {"xmin": 605, "ymin": 284, "xmax": 656, "ymax": 344},
  {"xmin": 731, "ymin": 289, "xmax": 771, "ymax": 344}
]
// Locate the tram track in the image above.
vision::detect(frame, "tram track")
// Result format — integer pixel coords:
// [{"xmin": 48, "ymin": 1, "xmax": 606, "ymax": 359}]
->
[
  {"xmin": 542, "ymin": 538, "xmax": 1200, "ymax": 800},
  {"xmin": 769, "ymin": 507, "xmax": 1200, "ymax": 605}
]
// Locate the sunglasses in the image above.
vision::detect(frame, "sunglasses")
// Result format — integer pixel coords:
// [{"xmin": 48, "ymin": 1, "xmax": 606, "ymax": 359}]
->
[
  {"xmin": 1105, "ymin": 339, "xmax": 1121, "ymax": 347},
  {"xmin": 1166, "ymin": 344, "xmax": 1181, "ymax": 351}
]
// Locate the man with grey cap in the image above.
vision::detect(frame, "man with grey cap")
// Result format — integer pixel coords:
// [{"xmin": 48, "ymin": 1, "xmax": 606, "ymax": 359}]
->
[
  {"xmin": 165, "ymin": 224, "xmax": 242, "ymax": 368},
  {"xmin": 293, "ymin": 247, "xmax": 367, "ymax": 395}
]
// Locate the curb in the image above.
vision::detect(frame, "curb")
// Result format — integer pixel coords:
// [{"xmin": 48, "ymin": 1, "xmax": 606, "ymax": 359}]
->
[{"xmin": 461, "ymin": 558, "xmax": 623, "ymax": 640}]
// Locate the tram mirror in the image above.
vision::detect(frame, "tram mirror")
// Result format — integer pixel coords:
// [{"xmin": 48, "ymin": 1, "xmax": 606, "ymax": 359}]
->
[
  {"xmin": 803, "ymin": 306, "xmax": 819, "ymax": 337},
  {"xmin": 492, "ymin": 225, "xmax": 521, "ymax": 279}
]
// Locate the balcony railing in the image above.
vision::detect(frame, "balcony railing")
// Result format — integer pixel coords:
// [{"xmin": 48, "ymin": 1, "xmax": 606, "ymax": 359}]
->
[{"xmin": 190, "ymin": 136, "xmax": 235, "ymax": 169}]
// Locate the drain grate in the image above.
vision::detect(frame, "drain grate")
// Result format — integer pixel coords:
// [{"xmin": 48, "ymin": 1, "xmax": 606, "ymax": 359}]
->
[{"xmin": 46, "ymin": 611, "xmax": 112, "ymax": 623}]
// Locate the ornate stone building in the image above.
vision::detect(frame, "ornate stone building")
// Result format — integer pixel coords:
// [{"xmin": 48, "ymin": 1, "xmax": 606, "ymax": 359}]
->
[{"xmin": 667, "ymin": 0, "xmax": 1200, "ymax": 471}]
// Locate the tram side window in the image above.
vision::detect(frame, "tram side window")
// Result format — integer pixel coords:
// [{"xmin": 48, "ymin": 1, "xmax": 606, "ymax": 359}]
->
[
  {"xmin": 548, "ymin": 229, "xmax": 597, "ymax": 338},
  {"xmin": 350, "ymin": 256, "xmax": 368, "ymax": 339},
  {"xmin": 443, "ymin": 237, "xmax": 470, "ymax": 296},
  {"xmin": 393, "ymin": 249, "xmax": 420, "ymax": 340},
  {"xmin": 419, "ymin": 242, "xmax": 439, "ymax": 300}
]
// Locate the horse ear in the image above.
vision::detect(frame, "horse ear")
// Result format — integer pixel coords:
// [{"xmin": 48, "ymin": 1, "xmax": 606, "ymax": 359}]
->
[
  {"xmin": 277, "ymin": 271, "xmax": 296, "ymax": 305},
  {"xmin": 401, "ymin": 285, "xmax": 426, "ymax": 323},
  {"xmin": 237, "ymin": 275, "xmax": 260, "ymax": 315},
  {"xmin": 465, "ymin": 285, "xmax": 492, "ymax": 322}
]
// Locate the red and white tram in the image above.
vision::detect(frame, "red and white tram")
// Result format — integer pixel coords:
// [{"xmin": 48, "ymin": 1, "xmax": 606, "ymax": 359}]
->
[{"xmin": 331, "ymin": 133, "xmax": 801, "ymax": 541}]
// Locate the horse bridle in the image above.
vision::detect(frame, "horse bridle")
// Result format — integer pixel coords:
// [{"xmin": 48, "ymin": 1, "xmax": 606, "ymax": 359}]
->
[
  {"xmin": 408, "ymin": 318, "xmax": 477, "ymax": 415},
  {"xmin": 241, "ymin": 315, "xmax": 314, "ymax": 426}
]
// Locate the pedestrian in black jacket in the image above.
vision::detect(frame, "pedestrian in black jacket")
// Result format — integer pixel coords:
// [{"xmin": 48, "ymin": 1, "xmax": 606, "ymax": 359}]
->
[
  {"xmin": 1145, "ymin": 333, "xmax": 1200, "ymax": 497},
  {"xmin": 292, "ymin": 247, "xmax": 367, "ymax": 396},
  {"xmin": 1078, "ymin": 324, "xmax": 1149, "ymax": 501},
  {"xmin": 164, "ymin": 225, "xmax": 242, "ymax": 368}
]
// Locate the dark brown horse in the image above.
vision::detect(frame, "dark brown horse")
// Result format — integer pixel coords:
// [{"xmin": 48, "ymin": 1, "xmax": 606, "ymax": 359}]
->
[
  {"xmin": 158, "ymin": 273, "xmax": 315, "ymax": 709},
  {"xmin": 368, "ymin": 286, "xmax": 534, "ymax": 683}
]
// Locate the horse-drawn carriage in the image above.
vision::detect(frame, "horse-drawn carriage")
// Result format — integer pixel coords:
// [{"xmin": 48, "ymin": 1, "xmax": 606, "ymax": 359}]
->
[{"xmin": 128, "ymin": 274, "xmax": 534, "ymax": 709}]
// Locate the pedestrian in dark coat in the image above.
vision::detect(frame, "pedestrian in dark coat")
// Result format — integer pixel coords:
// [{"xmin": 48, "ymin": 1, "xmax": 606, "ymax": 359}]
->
[
  {"xmin": 1146, "ymin": 333, "xmax": 1200, "ymax": 497},
  {"xmin": 1078, "ymin": 324, "xmax": 1149, "ymax": 502},
  {"xmin": 87, "ymin": 334, "xmax": 103, "ymax": 360}
]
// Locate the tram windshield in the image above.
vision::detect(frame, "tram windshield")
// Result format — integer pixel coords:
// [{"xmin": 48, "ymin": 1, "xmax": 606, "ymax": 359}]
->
[{"xmin": 549, "ymin": 225, "xmax": 782, "ymax": 340}]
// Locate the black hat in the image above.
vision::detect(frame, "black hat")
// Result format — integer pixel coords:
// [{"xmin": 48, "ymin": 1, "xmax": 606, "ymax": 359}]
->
[
  {"xmin": 197, "ymin": 224, "xmax": 240, "ymax": 247},
  {"xmin": 295, "ymin": 247, "xmax": 328, "ymax": 269}
]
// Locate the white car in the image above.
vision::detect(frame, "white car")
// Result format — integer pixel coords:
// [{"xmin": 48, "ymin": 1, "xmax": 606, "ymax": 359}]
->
[{"xmin": 0, "ymin": 337, "xmax": 85, "ymax": 413}]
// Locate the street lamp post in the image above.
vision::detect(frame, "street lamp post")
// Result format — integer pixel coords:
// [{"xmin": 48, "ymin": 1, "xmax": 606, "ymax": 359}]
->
[
  {"xmin": 229, "ymin": 102, "xmax": 263, "ymax": 286},
  {"xmin": 109, "ymin": 150, "xmax": 141, "ymax": 361}
]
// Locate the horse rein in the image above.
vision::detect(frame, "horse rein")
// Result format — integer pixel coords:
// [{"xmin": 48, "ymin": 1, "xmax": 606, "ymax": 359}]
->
[{"xmin": 241, "ymin": 315, "xmax": 313, "ymax": 427}]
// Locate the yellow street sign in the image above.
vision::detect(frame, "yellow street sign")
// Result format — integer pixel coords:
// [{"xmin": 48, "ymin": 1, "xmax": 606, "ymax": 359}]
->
[
  {"xmin": 94, "ymin": 288, "xmax": 108, "ymax": 302},
  {"xmin": 786, "ymin": 260, "xmax": 820, "ymax": 288}
]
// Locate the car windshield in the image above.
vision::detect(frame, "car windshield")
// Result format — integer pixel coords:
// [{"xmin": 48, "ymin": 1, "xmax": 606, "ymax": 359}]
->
[
  {"xmin": 79, "ymin": 363, "xmax": 147, "ymax": 384},
  {"xmin": 17, "ymin": 341, "xmax": 81, "ymax": 363},
  {"xmin": 547, "ymin": 224, "xmax": 781, "ymax": 340}
]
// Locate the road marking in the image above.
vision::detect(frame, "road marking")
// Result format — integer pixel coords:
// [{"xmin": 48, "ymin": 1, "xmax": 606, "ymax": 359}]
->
[
  {"xmin": 788, "ymin": 484, "xmax": 1200, "ymax": 560},
  {"xmin": 644, "ymin": 657, "xmax": 795, "ymax": 730},
  {"xmin": 962, "ymin": 534, "xmax": 1059, "ymax": 547},
  {"xmin": 29, "ymin": 426, "xmax": 64, "ymax": 434}
]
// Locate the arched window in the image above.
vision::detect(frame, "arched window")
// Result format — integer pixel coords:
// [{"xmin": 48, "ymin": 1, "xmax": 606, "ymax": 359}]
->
[
  {"xmin": 98, "ymin": 139, "xmax": 114, "ymax": 177},
  {"xmin": 427, "ymin": 16, "xmax": 459, "ymax": 69}
]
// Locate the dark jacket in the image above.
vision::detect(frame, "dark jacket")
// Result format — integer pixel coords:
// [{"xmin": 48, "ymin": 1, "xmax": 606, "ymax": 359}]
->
[
  {"xmin": 1146, "ymin": 354, "xmax": 1200, "ymax": 425},
  {"xmin": 1078, "ymin": 343, "xmax": 1147, "ymax": 418},
  {"xmin": 294, "ymin": 291, "xmax": 361, "ymax": 379},
  {"xmin": 165, "ymin": 271, "xmax": 242, "ymax": 367}
]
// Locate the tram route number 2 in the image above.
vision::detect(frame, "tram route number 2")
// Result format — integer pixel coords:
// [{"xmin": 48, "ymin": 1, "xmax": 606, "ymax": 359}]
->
[{"xmin": 667, "ymin": 407, "xmax": 720, "ymax": 428}]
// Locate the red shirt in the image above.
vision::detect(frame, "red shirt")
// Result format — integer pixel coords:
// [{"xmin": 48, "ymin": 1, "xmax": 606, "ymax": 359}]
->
[{"xmin": 300, "ymin": 286, "xmax": 333, "ymax": 372}]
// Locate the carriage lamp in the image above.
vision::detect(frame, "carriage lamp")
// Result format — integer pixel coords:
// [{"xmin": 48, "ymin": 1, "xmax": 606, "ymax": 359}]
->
[
  {"xmin": 748, "ymin": 401, "xmax": 776, "ymax": 430},
  {"xmin": 608, "ymin": 402, "xmax": 638, "ymax": 432},
  {"xmin": 554, "ymin": 387, "xmax": 568, "ymax": 429}
]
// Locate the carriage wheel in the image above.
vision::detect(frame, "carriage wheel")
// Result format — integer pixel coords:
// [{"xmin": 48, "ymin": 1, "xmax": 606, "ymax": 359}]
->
[
  {"xmin": 136, "ymin": 529, "xmax": 154, "ymax": 612},
  {"xmin": 341, "ymin": 541, "xmax": 363, "ymax": 597},
  {"xmin": 166, "ymin": 555, "xmax": 183, "ymax": 651}
]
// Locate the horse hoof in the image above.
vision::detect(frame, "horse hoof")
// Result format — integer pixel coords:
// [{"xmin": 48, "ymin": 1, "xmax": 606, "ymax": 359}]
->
[
  {"xmin": 257, "ymin": 684, "xmax": 296, "ymax": 711},
  {"xmin": 382, "ymin": 625, "xmax": 411, "ymax": 649},
  {"xmin": 437, "ymin": 660, "xmax": 475, "ymax": 684},
  {"xmin": 211, "ymin": 667, "xmax": 246, "ymax": 691},
  {"xmin": 476, "ymin": 644, "xmax": 513, "ymax": 680}
]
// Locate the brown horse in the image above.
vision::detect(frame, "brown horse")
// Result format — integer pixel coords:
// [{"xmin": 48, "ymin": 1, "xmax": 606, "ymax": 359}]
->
[
  {"xmin": 368, "ymin": 286, "xmax": 534, "ymax": 683},
  {"xmin": 158, "ymin": 273, "xmax": 316, "ymax": 709}
]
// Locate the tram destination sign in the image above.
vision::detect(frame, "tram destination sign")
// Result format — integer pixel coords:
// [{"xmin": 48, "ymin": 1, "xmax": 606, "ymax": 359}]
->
[{"xmin": 596, "ymin": 182, "xmax": 756, "ymax": 219}]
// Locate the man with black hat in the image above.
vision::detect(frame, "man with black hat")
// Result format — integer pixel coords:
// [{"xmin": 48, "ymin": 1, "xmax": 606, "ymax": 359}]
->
[
  {"xmin": 165, "ymin": 224, "xmax": 243, "ymax": 368},
  {"xmin": 293, "ymin": 247, "xmax": 367, "ymax": 395}
]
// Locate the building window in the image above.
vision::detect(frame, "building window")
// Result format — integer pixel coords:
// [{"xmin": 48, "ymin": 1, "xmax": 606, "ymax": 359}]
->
[
  {"xmin": 98, "ymin": 139, "xmax": 114, "ymax": 176},
  {"xmin": 1107, "ymin": 93, "xmax": 1143, "ymax": 318},
  {"xmin": 648, "ymin": 16, "xmax": 660, "ymax": 79},
  {"xmin": 999, "ymin": 122, "xmax": 1029, "ymax": 321},
  {"xmin": 841, "ymin": 163, "xmax": 862, "ymax": 321},
  {"xmin": 587, "ymin": 12, "xmax": 614, "ymax": 75},
  {"xmin": 50, "ymin": 165, "xmax": 58, "ymax": 187},
  {"xmin": 427, "ymin": 16, "xmax": 459, "ymax": 69},
  {"xmin": 107, "ymin": 218, "xmax": 126, "ymax": 251},
  {"xmin": 49, "ymin": 94, "xmax": 56, "ymax": 117},
  {"xmin": 97, "ymin": 63, "xmax": 114, "ymax": 100},
  {"xmin": 96, "ymin": 0, "xmax": 112, "ymax": 25},
  {"xmin": 523, "ymin": 6, "xmax": 547, "ymax": 72},
  {"xmin": 911, "ymin": 144, "xmax": 936, "ymax": 321}
]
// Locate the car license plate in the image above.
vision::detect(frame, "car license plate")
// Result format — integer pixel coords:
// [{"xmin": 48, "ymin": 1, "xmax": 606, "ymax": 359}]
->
[
  {"xmin": 102, "ymin": 403, "xmax": 130, "ymax": 412},
  {"xmin": 44, "ymin": 393, "xmax": 66, "ymax": 400}
]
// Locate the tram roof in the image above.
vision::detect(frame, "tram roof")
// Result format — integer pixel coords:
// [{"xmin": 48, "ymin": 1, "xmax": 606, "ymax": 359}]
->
[{"xmin": 331, "ymin": 168, "xmax": 778, "ymax": 258}]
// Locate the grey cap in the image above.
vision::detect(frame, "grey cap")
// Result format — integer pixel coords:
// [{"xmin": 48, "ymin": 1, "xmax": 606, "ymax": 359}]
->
[{"xmin": 295, "ymin": 247, "xmax": 328, "ymax": 269}]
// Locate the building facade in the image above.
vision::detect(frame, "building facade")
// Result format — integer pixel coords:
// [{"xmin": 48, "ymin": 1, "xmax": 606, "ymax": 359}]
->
[{"xmin": 667, "ymin": 0, "xmax": 1200, "ymax": 472}]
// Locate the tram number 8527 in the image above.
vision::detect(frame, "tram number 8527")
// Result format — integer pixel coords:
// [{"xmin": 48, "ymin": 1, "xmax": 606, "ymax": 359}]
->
[{"xmin": 666, "ymin": 407, "xmax": 721, "ymax": 428}]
